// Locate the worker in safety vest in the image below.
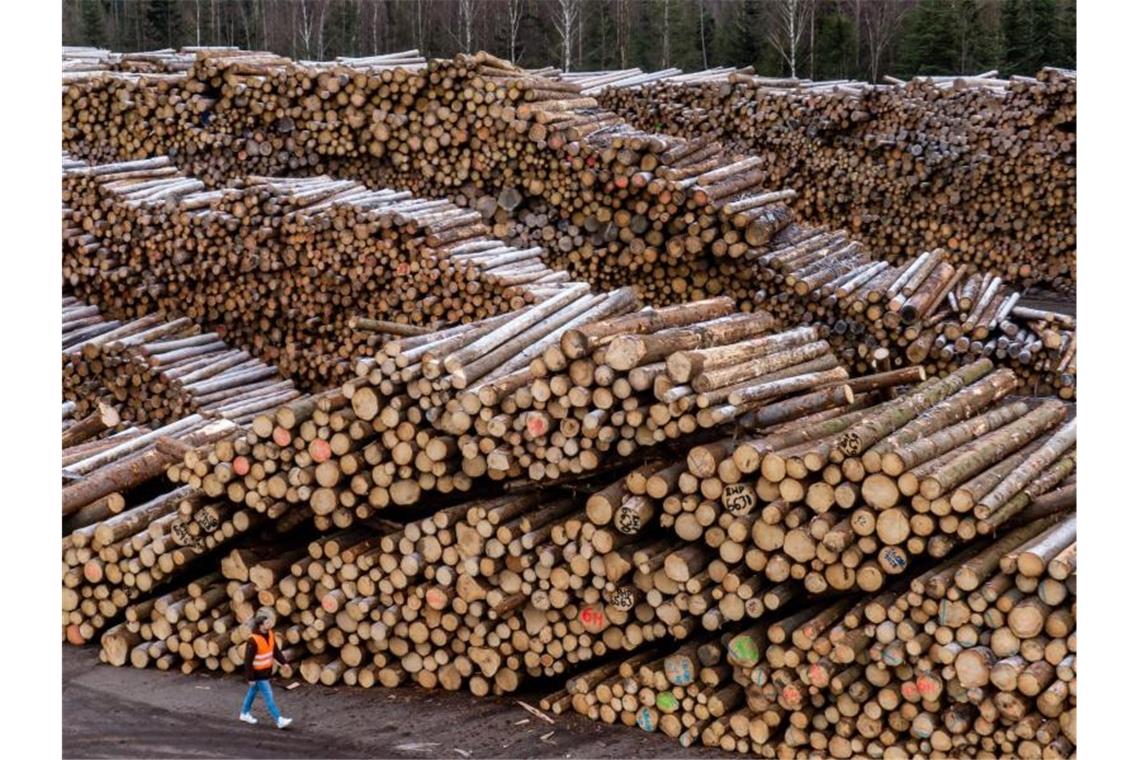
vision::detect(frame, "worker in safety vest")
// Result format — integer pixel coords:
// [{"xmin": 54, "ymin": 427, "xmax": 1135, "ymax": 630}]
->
[{"xmin": 239, "ymin": 608, "xmax": 293, "ymax": 728}]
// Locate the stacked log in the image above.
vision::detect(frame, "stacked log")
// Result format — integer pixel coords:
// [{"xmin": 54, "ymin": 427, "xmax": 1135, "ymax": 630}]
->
[
  {"xmin": 63, "ymin": 155, "xmax": 579, "ymax": 389},
  {"xmin": 60, "ymin": 49, "xmax": 796, "ymax": 308},
  {"xmin": 123, "ymin": 361, "xmax": 906, "ymax": 689},
  {"xmin": 88, "ymin": 364, "xmax": 1077, "ymax": 755},
  {"xmin": 62, "ymin": 47, "xmax": 1079, "ymax": 757},
  {"xmin": 62, "ymin": 46, "xmax": 216, "ymax": 75},
  {"xmin": 98, "ymin": 569, "xmax": 247, "ymax": 674},
  {"xmin": 63, "ymin": 299, "xmax": 299, "ymax": 426},
  {"xmin": 61, "ymin": 51, "xmax": 1076, "ymax": 397},
  {"xmin": 63, "ymin": 295, "xmax": 119, "ymax": 351},
  {"xmin": 558, "ymin": 511, "xmax": 1074, "ymax": 757},
  {"xmin": 97, "ymin": 565, "xmax": 287, "ymax": 674},
  {"xmin": 594, "ymin": 67, "xmax": 1076, "ymax": 292},
  {"xmin": 752, "ymin": 223, "xmax": 1076, "ymax": 397},
  {"xmin": 62, "ymin": 415, "xmax": 248, "ymax": 643},
  {"xmin": 101, "ymin": 490, "xmax": 688, "ymax": 694},
  {"xmin": 669, "ymin": 359, "xmax": 1076, "ymax": 596},
  {"xmin": 172, "ymin": 289, "xmax": 638, "ymax": 529},
  {"xmin": 62, "ymin": 304, "xmax": 308, "ymax": 644},
  {"xmin": 456, "ymin": 299, "xmax": 855, "ymax": 482},
  {"xmin": 184, "ymin": 294, "xmax": 862, "ymax": 531}
]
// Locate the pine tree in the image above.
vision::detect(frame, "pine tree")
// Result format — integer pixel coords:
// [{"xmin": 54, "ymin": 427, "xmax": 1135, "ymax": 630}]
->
[
  {"xmin": 1056, "ymin": 0, "xmax": 1075, "ymax": 68},
  {"xmin": 323, "ymin": 0, "xmax": 360, "ymax": 58},
  {"xmin": 670, "ymin": 0, "xmax": 713, "ymax": 71},
  {"xmin": 714, "ymin": 0, "xmax": 765, "ymax": 69},
  {"xmin": 813, "ymin": 4, "xmax": 857, "ymax": 80},
  {"xmin": 144, "ymin": 0, "xmax": 184, "ymax": 49},
  {"xmin": 900, "ymin": 0, "xmax": 1000, "ymax": 76},
  {"xmin": 80, "ymin": 0, "xmax": 106, "ymax": 48},
  {"xmin": 1001, "ymin": 0, "xmax": 1063, "ymax": 75}
]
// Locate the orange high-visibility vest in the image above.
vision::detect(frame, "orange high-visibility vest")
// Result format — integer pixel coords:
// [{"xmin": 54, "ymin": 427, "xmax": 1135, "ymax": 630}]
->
[{"xmin": 251, "ymin": 630, "xmax": 276, "ymax": 671}]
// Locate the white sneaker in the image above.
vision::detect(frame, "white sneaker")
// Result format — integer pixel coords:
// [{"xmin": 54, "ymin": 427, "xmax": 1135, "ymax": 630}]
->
[
  {"xmin": 276, "ymin": 716, "xmax": 293, "ymax": 729},
  {"xmin": 240, "ymin": 713, "xmax": 257, "ymax": 724}
]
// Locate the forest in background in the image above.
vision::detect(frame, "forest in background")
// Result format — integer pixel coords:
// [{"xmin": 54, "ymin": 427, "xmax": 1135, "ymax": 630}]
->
[{"xmin": 62, "ymin": 0, "xmax": 1076, "ymax": 81}]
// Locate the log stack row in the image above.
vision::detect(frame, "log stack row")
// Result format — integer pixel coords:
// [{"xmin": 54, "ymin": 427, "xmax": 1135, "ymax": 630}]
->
[
  {"xmin": 170, "ymin": 288, "xmax": 636, "ymax": 531},
  {"xmin": 751, "ymin": 223, "xmax": 1076, "ymax": 397},
  {"xmin": 62, "ymin": 413, "xmax": 247, "ymax": 643},
  {"xmin": 97, "ymin": 390, "xmax": 1075, "ymax": 757},
  {"xmin": 63, "ymin": 154, "xmax": 579, "ymax": 389},
  {"xmin": 63, "ymin": 46, "xmax": 206, "ymax": 75},
  {"xmin": 456, "ymin": 298, "xmax": 856, "ymax": 482},
  {"xmin": 662, "ymin": 358, "xmax": 1076, "ymax": 597},
  {"xmin": 61, "ymin": 50, "xmax": 1076, "ymax": 397},
  {"xmin": 62, "ymin": 299, "xmax": 311, "ymax": 645},
  {"xmin": 100, "ymin": 490, "xmax": 686, "ymax": 695},
  {"xmin": 185, "ymin": 294, "xmax": 867, "ymax": 532},
  {"xmin": 60, "ymin": 49, "xmax": 797, "ymax": 307},
  {"xmin": 85, "ymin": 355, "xmax": 1076, "ymax": 755},
  {"xmin": 63, "ymin": 299, "xmax": 300, "ymax": 426},
  {"xmin": 555, "ymin": 512, "xmax": 1075, "ymax": 758},
  {"xmin": 592, "ymin": 67, "xmax": 1076, "ymax": 292}
]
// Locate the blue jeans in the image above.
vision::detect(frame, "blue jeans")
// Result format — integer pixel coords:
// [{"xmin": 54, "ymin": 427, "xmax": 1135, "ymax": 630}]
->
[{"xmin": 241, "ymin": 679, "xmax": 282, "ymax": 722}]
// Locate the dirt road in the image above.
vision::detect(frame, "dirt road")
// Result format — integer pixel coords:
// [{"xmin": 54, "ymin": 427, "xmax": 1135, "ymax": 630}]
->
[{"xmin": 63, "ymin": 646, "xmax": 726, "ymax": 759}]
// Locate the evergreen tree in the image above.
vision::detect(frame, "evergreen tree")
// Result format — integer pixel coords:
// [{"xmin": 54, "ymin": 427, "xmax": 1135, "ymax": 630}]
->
[
  {"xmin": 323, "ymin": 0, "xmax": 360, "ymax": 58},
  {"xmin": 669, "ymin": 0, "xmax": 713, "ymax": 71},
  {"xmin": 585, "ymin": 0, "xmax": 617, "ymax": 70},
  {"xmin": 628, "ymin": 1, "xmax": 659, "ymax": 69},
  {"xmin": 144, "ymin": 0, "xmax": 184, "ymax": 49},
  {"xmin": 1056, "ymin": 0, "xmax": 1075, "ymax": 69},
  {"xmin": 813, "ymin": 4, "xmax": 857, "ymax": 80},
  {"xmin": 80, "ymin": 0, "xmax": 106, "ymax": 47},
  {"xmin": 1002, "ymin": 0, "xmax": 1062, "ymax": 75},
  {"xmin": 714, "ymin": 0, "xmax": 765, "ymax": 69},
  {"xmin": 900, "ymin": 0, "xmax": 1000, "ymax": 76}
]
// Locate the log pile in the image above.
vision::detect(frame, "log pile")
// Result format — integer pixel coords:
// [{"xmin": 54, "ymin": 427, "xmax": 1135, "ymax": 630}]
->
[
  {"xmin": 61, "ymin": 50, "xmax": 1076, "ymax": 397},
  {"xmin": 172, "ymin": 290, "xmax": 640, "ymax": 529},
  {"xmin": 63, "ymin": 299, "xmax": 300, "ymax": 426},
  {"xmin": 63, "ymin": 46, "xmax": 213, "ymax": 75},
  {"xmin": 63, "ymin": 295, "xmax": 119, "ymax": 351},
  {"xmin": 180, "ymin": 295, "xmax": 868, "ymax": 531},
  {"xmin": 63, "ymin": 154, "xmax": 578, "ymax": 389},
  {"xmin": 62, "ymin": 414, "xmax": 250, "ymax": 643},
  {"xmin": 592, "ymin": 67, "xmax": 1076, "ymax": 292},
  {"xmin": 85, "ymin": 355, "xmax": 1076, "ymax": 755},
  {"xmin": 98, "ymin": 402, "xmax": 1075, "ymax": 756},
  {"xmin": 665, "ymin": 358, "xmax": 1076, "ymax": 596},
  {"xmin": 62, "ymin": 299, "xmax": 310, "ymax": 645},
  {"xmin": 61, "ymin": 47, "xmax": 1079, "ymax": 759},
  {"xmin": 752, "ymin": 223, "xmax": 1076, "ymax": 398},
  {"xmin": 60, "ymin": 49, "xmax": 796, "ymax": 307},
  {"xmin": 556, "ymin": 512, "xmax": 1075, "ymax": 758},
  {"xmin": 99, "ymin": 489, "xmax": 685, "ymax": 693},
  {"xmin": 458, "ymin": 299, "xmax": 856, "ymax": 482}
]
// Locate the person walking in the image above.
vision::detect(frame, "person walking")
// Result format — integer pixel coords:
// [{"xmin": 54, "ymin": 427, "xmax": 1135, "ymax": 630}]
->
[{"xmin": 239, "ymin": 608, "xmax": 293, "ymax": 728}]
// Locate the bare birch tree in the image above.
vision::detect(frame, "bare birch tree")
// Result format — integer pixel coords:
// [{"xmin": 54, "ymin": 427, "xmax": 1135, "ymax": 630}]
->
[
  {"xmin": 370, "ymin": 0, "xmax": 379, "ymax": 54},
  {"xmin": 863, "ymin": 0, "xmax": 906, "ymax": 82},
  {"xmin": 767, "ymin": 0, "xmax": 812, "ymax": 78},
  {"xmin": 507, "ymin": 0, "xmax": 524, "ymax": 63},
  {"xmin": 552, "ymin": 0, "xmax": 580, "ymax": 72},
  {"xmin": 297, "ymin": 0, "xmax": 316, "ymax": 58},
  {"xmin": 457, "ymin": 0, "xmax": 475, "ymax": 53}
]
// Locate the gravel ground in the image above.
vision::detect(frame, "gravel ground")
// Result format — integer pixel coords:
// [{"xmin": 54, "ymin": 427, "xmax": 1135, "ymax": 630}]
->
[{"xmin": 63, "ymin": 645, "xmax": 727, "ymax": 759}]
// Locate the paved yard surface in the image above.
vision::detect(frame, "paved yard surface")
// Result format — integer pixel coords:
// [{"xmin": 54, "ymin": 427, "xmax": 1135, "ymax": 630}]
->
[{"xmin": 63, "ymin": 646, "xmax": 725, "ymax": 759}]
